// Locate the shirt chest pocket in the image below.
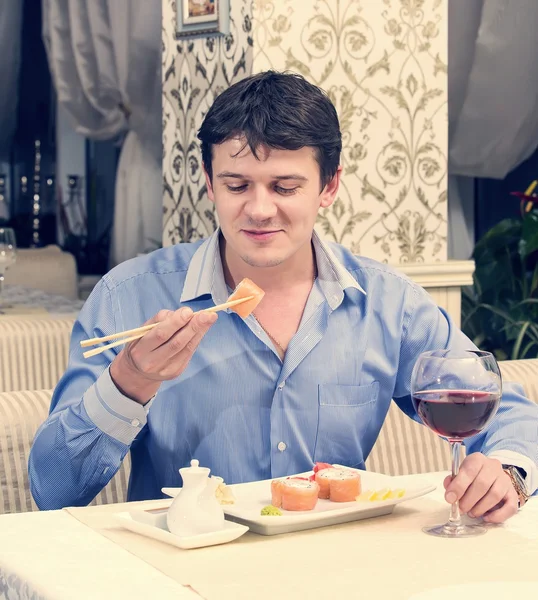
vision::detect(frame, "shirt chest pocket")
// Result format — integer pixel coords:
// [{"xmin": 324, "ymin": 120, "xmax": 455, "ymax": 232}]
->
[{"xmin": 314, "ymin": 382, "xmax": 380, "ymax": 467}]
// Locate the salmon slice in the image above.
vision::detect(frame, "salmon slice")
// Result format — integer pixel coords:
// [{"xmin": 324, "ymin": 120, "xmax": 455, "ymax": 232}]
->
[
  {"xmin": 226, "ymin": 278, "xmax": 265, "ymax": 318},
  {"xmin": 315, "ymin": 467, "xmax": 362, "ymax": 502},
  {"xmin": 271, "ymin": 477, "xmax": 320, "ymax": 511},
  {"xmin": 270, "ymin": 479, "xmax": 283, "ymax": 508}
]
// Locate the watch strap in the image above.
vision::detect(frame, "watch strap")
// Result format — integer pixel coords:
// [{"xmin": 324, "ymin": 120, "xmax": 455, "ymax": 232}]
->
[{"xmin": 502, "ymin": 464, "xmax": 529, "ymax": 507}]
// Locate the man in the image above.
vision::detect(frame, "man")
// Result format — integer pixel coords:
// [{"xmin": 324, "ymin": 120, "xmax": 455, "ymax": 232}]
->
[{"xmin": 29, "ymin": 71, "xmax": 537, "ymax": 523}]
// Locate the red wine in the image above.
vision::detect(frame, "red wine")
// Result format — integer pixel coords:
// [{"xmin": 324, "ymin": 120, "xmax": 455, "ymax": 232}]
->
[{"xmin": 412, "ymin": 390, "xmax": 500, "ymax": 440}]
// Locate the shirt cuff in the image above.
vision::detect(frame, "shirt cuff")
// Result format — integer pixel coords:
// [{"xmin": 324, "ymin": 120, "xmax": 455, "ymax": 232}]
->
[
  {"xmin": 488, "ymin": 450, "xmax": 537, "ymax": 496},
  {"xmin": 83, "ymin": 367, "xmax": 155, "ymax": 445}
]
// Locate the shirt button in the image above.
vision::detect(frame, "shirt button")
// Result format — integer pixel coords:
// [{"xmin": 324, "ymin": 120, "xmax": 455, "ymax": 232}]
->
[
  {"xmin": 277, "ymin": 442, "xmax": 287, "ymax": 452},
  {"xmin": 131, "ymin": 418, "xmax": 140, "ymax": 427},
  {"xmin": 278, "ymin": 381, "xmax": 286, "ymax": 390}
]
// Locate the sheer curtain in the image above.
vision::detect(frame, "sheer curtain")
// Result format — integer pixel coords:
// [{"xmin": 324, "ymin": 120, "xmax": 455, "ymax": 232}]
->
[
  {"xmin": 42, "ymin": 0, "xmax": 161, "ymax": 267},
  {"xmin": 448, "ymin": 0, "xmax": 538, "ymax": 258}
]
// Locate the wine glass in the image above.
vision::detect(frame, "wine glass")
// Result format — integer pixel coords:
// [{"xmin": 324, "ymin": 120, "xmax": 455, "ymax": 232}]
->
[
  {"xmin": 0, "ymin": 227, "xmax": 17, "ymax": 307},
  {"xmin": 411, "ymin": 349, "xmax": 502, "ymax": 538}
]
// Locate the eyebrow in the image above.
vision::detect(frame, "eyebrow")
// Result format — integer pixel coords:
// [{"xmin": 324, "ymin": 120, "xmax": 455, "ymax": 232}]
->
[{"xmin": 216, "ymin": 172, "xmax": 308, "ymax": 182}]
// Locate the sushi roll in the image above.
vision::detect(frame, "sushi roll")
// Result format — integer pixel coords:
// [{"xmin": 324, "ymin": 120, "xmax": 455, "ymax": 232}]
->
[
  {"xmin": 271, "ymin": 477, "xmax": 320, "ymax": 511},
  {"xmin": 315, "ymin": 467, "xmax": 362, "ymax": 502}
]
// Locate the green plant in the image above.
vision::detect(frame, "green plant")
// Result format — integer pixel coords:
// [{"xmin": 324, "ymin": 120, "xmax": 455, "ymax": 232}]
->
[{"xmin": 462, "ymin": 203, "xmax": 538, "ymax": 361}]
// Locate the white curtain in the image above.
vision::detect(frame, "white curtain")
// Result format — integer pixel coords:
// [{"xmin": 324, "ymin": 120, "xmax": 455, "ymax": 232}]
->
[
  {"xmin": 42, "ymin": 0, "xmax": 162, "ymax": 266},
  {"xmin": 449, "ymin": 0, "xmax": 538, "ymax": 179},
  {"xmin": 448, "ymin": 0, "xmax": 538, "ymax": 258}
]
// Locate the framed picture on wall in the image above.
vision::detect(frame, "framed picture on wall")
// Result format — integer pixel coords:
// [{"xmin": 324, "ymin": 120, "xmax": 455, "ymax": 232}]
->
[{"xmin": 176, "ymin": 0, "xmax": 230, "ymax": 38}]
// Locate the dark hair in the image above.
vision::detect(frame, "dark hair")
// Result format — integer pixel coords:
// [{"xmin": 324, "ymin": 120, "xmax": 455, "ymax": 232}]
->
[{"xmin": 197, "ymin": 71, "xmax": 342, "ymax": 190}]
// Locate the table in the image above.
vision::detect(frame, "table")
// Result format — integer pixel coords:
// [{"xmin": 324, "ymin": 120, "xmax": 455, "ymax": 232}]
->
[
  {"xmin": 0, "ymin": 473, "xmax": 536, "ymax": 600},
  {"xmin": 0, "ymin": 284, "xmax": 84, "ymax": 316}
]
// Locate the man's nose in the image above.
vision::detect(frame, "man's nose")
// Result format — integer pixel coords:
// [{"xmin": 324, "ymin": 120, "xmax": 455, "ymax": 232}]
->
[{"xmin": 243, "ymin": 187, "xmax": 278, "ymax": 221}]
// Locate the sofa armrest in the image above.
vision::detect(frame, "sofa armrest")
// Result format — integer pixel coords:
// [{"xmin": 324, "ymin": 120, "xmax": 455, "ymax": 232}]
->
[
  {"xmin": 499, "ymin": 359, "xmax": 538, "ymax": 404},
  {"xmin": 0, "ymin": 389, "xmax": 130, "ymax": 514}
]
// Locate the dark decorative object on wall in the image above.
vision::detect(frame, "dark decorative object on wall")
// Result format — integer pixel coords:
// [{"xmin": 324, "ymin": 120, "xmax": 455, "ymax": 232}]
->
[
  {"xmin": 462, "ymin": 181, "xmax": 538, "ymax": 360},
  {"xmin": 31, "ymin": 139, "xmax": 42, "ymax": 247},
  {"xmin": 0, "ymin": 175, "xmax": 6, "ymax": 221},
  {"xmin": 176, "ymin": 0, "xmax": 230, "ymax": 38},
  {"xmin": 4, "ymin": 0, "xmax": 57, "ymax": 248}
]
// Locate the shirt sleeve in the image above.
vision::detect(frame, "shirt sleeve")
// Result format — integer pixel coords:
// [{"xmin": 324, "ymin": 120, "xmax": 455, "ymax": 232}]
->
[
  {"xmin": 392, "ymin": 281, "xmax": 538, "ymax": 496},
  {"xmin": 28, "ymin": 277, "xmax": 152, "ymax": 510}
]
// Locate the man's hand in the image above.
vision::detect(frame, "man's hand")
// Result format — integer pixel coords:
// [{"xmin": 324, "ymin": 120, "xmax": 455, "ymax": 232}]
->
[
  {"xmin": 110, "ymin": 307, "xmax": 218, "ymax": 404},
  {"xmin": 443, "ymin": 453, "xmax": 519, "ymax": 524}
]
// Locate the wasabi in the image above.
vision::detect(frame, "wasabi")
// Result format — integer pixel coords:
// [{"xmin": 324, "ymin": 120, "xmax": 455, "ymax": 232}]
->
[{"xmin": 260, "ymin": 505, "xmax": 282, "ymax": 516}]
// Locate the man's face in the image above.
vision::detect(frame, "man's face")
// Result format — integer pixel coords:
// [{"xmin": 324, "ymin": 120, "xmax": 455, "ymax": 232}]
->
[{"xmin": 205, "ymin": 138, "xmax": 340, "ymax": 269}]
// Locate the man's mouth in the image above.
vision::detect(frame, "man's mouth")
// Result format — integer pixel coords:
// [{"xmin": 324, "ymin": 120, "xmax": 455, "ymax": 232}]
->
[{"xmin": 242, "ymin": 229, "xmax": 281, "ymax": 241}]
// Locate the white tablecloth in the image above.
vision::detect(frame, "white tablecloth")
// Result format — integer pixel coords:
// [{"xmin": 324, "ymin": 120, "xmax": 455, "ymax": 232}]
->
[
  {"xmin": 0, "ymin": 285, "xmax": 83, "ymax": 315},
  {"xmin": 0, "ymin": 473, "xmax": 536, "ymax": 600},
  {"xmin": 0, "ymin": 511, "xmax": 196, "ymax": 600}
]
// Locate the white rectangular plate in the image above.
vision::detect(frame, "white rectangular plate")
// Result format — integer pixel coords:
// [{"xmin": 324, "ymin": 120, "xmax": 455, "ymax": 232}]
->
[
  {"xmin": 163, "ymin": 467, "xmax": 436, "ymax": 536},
  {"xmin": 114, "ymin": 510, "xmax": 249, "ymax": 549}
]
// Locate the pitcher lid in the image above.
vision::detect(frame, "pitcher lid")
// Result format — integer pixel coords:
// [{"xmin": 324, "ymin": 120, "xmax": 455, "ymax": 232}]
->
[{"xmin": 179, "ymin": 458, "xmax": 210, "ymax": 475}]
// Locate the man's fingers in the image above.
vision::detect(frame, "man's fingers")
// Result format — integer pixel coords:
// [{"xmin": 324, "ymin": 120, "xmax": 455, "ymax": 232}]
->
[
  {"xmin": 466, "ymin": 478, "xmax": 509, "ymax": 518},
  {"xmin": 457, "ymin": 466, "xmax": 500, "ymax": 514},
  {"xmin": 150, "ymin": 311, "xmax": 218, "ymax": 364},
  {"xmin": 444, "ymin": 456, "xmax": 484, "ymax": 504},
  {"xmin": 126, "ymin": 307, "xmax": 195, "ymax": 373},
  {"xmin": 136, "ymin": 307, "xmax": 195, "ymax": 350},
  {"xmin": 482, "ymin": 492, "xmax": 518, "ymax": 524},
  {"xmin": 144, "ymin": 309, "xmax": 175, "ymax": 326},
  {"xmin": 160, "ymin": 315, "xmax": 216, "ymax": 377}
]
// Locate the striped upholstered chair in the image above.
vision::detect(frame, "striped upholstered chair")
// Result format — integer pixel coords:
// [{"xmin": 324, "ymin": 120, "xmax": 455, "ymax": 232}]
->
[
  {"xmin": 366, "ymin": 359, "xmax": 538, "ymax": 475},
  {"xmin": 0, "ymin": 316, "xmax": 75, "ymax": 393},
  {"xmin": 0, "ymin": 389, "xmax": 130, "ymax": 514}
]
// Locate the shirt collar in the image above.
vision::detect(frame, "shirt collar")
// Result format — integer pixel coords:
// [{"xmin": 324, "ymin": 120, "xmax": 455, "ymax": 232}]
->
[
  {"xmin": 180, "ymin": 229, "xmax": 228, "ymax": 305},
  {"xmin": 180, "ymin": 228, "xmax": 366, "ymax": 309}
]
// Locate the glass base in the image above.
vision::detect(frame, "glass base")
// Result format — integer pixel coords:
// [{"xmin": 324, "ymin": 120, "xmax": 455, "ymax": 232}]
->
[{"xmin": 423, "ymin": 522, "xmax": 486, "ymax": 538}]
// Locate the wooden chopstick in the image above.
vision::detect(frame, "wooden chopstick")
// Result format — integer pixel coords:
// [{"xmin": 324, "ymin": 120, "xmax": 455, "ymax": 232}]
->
[
  {"xmin": 80, "ymin": 323, "xmax": 156, "ymax": 348},
  {"xmin": 81, "ymin": 295, "xmax": 255, "ymax": 359},
  {"xmin": 83, "ymin": 334, "xmax": 148, "ymax": 359}
]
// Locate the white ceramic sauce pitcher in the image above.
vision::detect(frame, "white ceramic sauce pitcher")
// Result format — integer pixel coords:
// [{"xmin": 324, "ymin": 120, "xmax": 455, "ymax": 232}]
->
[{"xmin": 166, "ymin": 459, "xmax": 225, "ymax": 537}]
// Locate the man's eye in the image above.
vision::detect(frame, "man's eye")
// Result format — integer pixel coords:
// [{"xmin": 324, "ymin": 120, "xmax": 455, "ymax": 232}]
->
[
  {"xmin": 275, "ymin": 186, "xmax": 298, "ymax": 195},
  {"xmin": 226, "ymin": 184, "xmax": 248, "ymax": 193}
]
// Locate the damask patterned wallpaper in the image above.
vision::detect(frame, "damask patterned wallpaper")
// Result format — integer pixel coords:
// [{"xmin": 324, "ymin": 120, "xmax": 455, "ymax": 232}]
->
[
  {"xmin": 162, "ymin": 0, "xmax": 253, "ymax": 245},
  {"xmin": 162, "ymin": 0, "xmax": 448, "ymax": 263}
]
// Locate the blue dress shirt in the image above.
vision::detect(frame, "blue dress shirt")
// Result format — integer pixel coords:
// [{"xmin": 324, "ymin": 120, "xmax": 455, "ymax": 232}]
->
[{"xmin": 29, "ymin": 231, "xmax": 538, "ymax": 509}]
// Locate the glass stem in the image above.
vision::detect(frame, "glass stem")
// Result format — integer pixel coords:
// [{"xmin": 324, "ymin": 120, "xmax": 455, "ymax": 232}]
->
[{"xmin": 448, "ymin": 440, "xmax": 462, "ymax": 526}]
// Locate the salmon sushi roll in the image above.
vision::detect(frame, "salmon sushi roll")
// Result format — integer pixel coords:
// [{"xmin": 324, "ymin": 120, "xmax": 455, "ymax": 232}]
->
[
  {"xmin": 226, "ymin": 278, "xmax": 265, "ymax": 318},
  {"xmin": 270, "ymin": 478, "xmax": 320, "ymax": 511},
  {"xmin": 315, "ymin": 467, "xmax": 362, "ymax": 502}
]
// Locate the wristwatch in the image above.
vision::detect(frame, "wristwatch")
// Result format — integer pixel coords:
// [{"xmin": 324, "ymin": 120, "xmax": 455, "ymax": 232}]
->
[{"xmin": 502, "ymin": 465, "xmax": 529, "ymax": 507}]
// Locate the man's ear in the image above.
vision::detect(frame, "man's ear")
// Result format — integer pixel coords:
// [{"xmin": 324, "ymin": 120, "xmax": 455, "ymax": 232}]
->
[
  {"xmin": 204, "ymin": 165, "xmax": 215, "ymax": 203},
  {"xmin": 319, "ymin": 165, "xmax": 342, "ymax": 209}
]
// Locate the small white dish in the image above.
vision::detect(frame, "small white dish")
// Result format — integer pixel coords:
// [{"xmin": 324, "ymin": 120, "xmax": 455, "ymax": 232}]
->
[
  {"xmin": 114, "ymin": 509, "xmax": 249, "ymax": 550},
  {"xmin": 162, "ymin": 467, "xmax": 436, "ymax": 536}
]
